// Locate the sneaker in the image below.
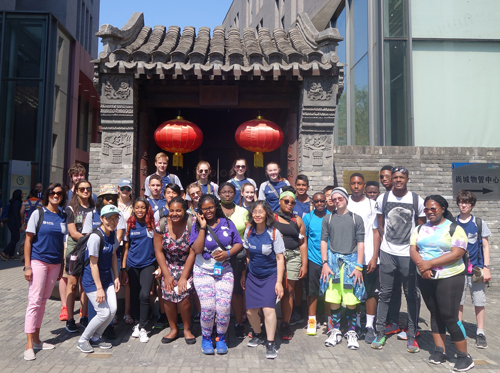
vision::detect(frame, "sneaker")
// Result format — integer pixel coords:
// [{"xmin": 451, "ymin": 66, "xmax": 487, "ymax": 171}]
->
[
  {"xmin": 33, "ymin": 341, "xmax": 55, "ymax": 350},
  {"xmin": 154, "ymin": 314, "xmax": 169, "ymax": 329},
  {"xmin": 90, "ymin": 338, "xmax": 112, "ymax": 349},
  {"xmin": 247, "ymin": 333, "xmax": 266, "ymax": 347},
  {"xmin": 202, "ymin": 336, "xmax": 214, "ymax": 355},
  {"xmin": 371, "ymin": 332, "xmax": 386, "ymax": 349},
  {"xmin": 77, "ymin": 340, "xmax": 94, "ymax": 353},
  {"xmin": 65, "ymin": 319, "xmax": 78, "ymax": 333},
  {"xmin": 59, "ymin": 306, "xmax": 68, "ymax": 321},
  {"xmin": 131, "ymin": 324, "xmax": 140, "ymax": 338},
  {"xmin": 193, "ymin": 312, "xmax": 201, "ymax": 324},
  {"xmin": 454, "ymin": 351, "xmax": 474, "ymax": 372},
  {"xmin": 103, "ymin": 325, "xmax": 116, "ymax": 340},
  {"xmin": 0, "ymin": 252, "xmax": 8, "ymax": 261},
  {"xmin": 384, "ymin": 322, "xmax": 400, "ymax": 335},
  {"xmin": 364, "ymin": 327, "xmax": 376, "ymax": 344},
  {"xmin": 280, "ymin": 322, "xmax": 292, "ymax": 340},
  {"xmin": 397, "ymin": 327, "xmax": 421, "ymax": 340},
  {"xmin": 476, "ymin": 333, "xmax": 487, "ymax": 349},
  {"xmin": 407, "ymin": 337, "xmax": 420, "ymax": 353},
  {"xmin": 23, "ymin": 348, "xmax": 36, "ymax": 361},
  {"xmin": 139, "ymin": 328, "xmax": 149, "ymax": 343},
  {"xmin": 325, "ymin": 328, "xmax": 343, "ymax": 347},
  {"xmin": 290, "ymin": 310, "xmax": 305, "ymax": 326},
  {"xmin": 235, "ymin": 324, "xmax": 245, "ymax": 339},
  {"xmin": 428, "ymin": 346, "xmax": 447, "ymax": 365},
  {"xmin": 327, "ymin": 316, "xmax": 333, "ymax": 331},
  {"xmin": 266, "ymin": 342, "xmax": 278, "ymax": 359},
  {"xmin": 215, "ymin": 334, "xmax": 228, "ymax": 354},
  {"xmin": 345, "ymin": 330, "xmax": 359, "ymax": 350},
  {"xmin": 80, "ymin": 317, "xmax": 88, "ymax": 328},
  {"xmin": 306, "ymin": 318, "xmax": 317, "ymax": 336}
]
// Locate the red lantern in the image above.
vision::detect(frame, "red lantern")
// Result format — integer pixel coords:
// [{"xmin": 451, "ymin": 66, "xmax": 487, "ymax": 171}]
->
[
  {"xmin": 154, "ymin": 116, "xmax": 203, "ymax": 168},
  {"xmin": 235, "ymin": 116, "xmax": 284, "ymax": 167}
]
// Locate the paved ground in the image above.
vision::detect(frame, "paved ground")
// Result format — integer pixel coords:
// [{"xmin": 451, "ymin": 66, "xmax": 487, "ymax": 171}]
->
[{"xmin": 1, "ymin": 259, "xmax": 500, "ymax": 373}]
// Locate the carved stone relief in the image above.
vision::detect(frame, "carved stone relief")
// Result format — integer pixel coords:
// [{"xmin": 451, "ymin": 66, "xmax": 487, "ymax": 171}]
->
[
  {"xmin": 302, "ymin": 134, "xmax": 333, "ymax": 167},
  {"xmin": 307, "ymin": 82, "xmax": 333, "ymax": 101},
  {"xmin": 104, "ymin": 78, "xmax": 131, "ymax": 100},
  {"xmin": 100, "ymin": 104, "xmax": 134, "ymax": 117},
  {"xmin": 102, "ymin": 132, "xmax": 133, "ymax": 164}
]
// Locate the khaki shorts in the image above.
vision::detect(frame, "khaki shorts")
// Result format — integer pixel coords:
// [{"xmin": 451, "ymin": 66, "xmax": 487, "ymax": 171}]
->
[{"xmin": 284, "ymin": 249, "xmax": 302, "ymax": 281}]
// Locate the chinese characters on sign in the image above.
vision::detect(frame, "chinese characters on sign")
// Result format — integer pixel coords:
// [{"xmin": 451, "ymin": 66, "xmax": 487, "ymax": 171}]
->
[{"xmin": 452, "ymin": 163, "xmax": 500, "ymax": 201}]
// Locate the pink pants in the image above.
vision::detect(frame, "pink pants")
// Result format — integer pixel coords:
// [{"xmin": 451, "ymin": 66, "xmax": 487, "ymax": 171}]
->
[{"xmin": 25, "ymin": 260, "xmax": 60, "ymax": 334}]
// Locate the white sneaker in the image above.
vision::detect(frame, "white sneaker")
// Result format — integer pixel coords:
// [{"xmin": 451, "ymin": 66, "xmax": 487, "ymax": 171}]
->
[
  {"xmin": 131, "ymin": 324, "xmax": 140, "ymax": 338},
  {"xmin": 139, "ymin": 328, "xmax": 149, "ymax": 343},
  {"xmin": 345, "ymin": 330, "xmax": 359, "ymax": 350},
  {"xmin": 306, "ymin": 318, "xmax": 317, "ymax": 336},
  {"xmin": 325, "ymin": 328, "xmax": 342, "ymax": 347}
]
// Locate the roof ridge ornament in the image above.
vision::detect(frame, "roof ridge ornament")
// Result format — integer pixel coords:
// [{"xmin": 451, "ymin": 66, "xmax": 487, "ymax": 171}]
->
[{"xmin": 97, "ymin": 12, "xmax": 145, "ymax": 59}]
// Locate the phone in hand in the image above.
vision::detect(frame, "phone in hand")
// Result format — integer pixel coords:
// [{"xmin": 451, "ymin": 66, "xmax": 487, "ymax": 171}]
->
[{"xmin": 211, "ymin": 248, "xmax": 224, "ymax": 258}]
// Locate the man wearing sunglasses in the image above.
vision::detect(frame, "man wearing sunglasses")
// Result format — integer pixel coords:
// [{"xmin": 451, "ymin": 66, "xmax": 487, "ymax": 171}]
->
[{"xmin": 371, "ymin": 167, "xmax": 426, "ymax": 353}]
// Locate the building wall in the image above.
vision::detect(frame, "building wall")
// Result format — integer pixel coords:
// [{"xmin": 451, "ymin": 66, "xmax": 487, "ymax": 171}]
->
[{"xmin": 328, "ymin": 146, "xmax": 500, "ymax": 277}]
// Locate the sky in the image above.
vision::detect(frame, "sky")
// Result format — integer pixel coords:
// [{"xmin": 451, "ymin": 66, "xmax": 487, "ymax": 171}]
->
[{"xmin": 98, "ymin": 0, "xmax": 234, "ymax": 53}]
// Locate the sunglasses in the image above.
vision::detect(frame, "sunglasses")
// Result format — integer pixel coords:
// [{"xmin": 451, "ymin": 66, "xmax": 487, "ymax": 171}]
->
[
  {"xmin": 198, "ymin": 169, "xmax": 210, "ymax": 174},
  {"xmin": 392, "ymin": 166, "xmax": 409, "ymax": 175},
  {"xmin": 200, "ymin": 206, "xmax": 215, "ymax": 212},
  {"xmin": 313, "ymin": 199, "xmax": 326, "ymax": 203},
  {"xmin": 78, "ymin": 187, "xmax": 92, "ymax": 192},
  {"xmin": 103, "ymin": 195, "xmax": 117, "ymax": 201},
  {"xmin": 235, "ymin": 165, "xmax": 246, "ymax": 169},
  {"xmin": 282, "ymin": 199, "xmax": 296, "ymax": 206},
  {"xmin": 424, "ymin": 207, "xmax": 439, "ymax": 213},
  {"xmin": 120, "ymin": 186, "xmax": 132, "ymax": 192},
  {"xmin": 331, "ymin": 196, "xmax": 345, "ymax": 203},
  {"xmin": 49, "ymin": 191, "xmax": 63, "ymax": 197}
]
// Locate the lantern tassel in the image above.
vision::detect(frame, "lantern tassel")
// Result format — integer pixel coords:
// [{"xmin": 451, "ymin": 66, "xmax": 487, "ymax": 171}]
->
[
  {"xmin": 254, "ymin": 152, "xmax": 264, "ymax": 168},
  {"xmin": 173, "ymin": 152, "xmax": 184, "ymax": 168}
]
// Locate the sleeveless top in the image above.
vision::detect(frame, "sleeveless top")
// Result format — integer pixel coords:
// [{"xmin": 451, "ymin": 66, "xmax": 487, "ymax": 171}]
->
[{"xmin": 274, "ymin": 214, "xmax": 300, "ymax": 250}]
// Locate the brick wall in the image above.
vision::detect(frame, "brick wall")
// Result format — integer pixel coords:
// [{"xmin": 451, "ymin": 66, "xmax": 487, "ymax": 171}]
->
[{"xmin": 323, "ymin": 146, "xmax": 500, "ymax": 282}]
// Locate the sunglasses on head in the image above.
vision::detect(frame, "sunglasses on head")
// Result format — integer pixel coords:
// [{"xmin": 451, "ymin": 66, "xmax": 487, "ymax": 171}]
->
[
  {"xmin": 282, "ymin": 199, "xmax": 296, "ymax": 206},
  {"xmin": 120, "ymin": 186, "xmax": 131, "ymax": 192},
  {"xmin": 78, "ymin": 187, "xmax": 92, "ymax": 192},
  {"xmin": 392, "ymin": 166, "xmax": 409, "ymax": 175},
  {"xmin": 49, "ymin": 191, "xmax": 63, "ymax": 197}
]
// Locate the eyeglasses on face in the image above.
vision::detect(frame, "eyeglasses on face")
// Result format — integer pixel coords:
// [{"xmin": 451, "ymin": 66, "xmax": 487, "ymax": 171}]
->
[
  {"xmin": 120, "ymin": 186, "xmax": 131, "ymax": 192},
  {"xmin": 424, "ymin": 207, "xmax": 439, "ymax": 213},
  {"xmin": 198, "ymin": 169, "xmax": 210, "ymax": 174},
  {"xmin": 49, "ymin": 191, "xmax": 63, "ymax": 197},
  {"xmin": 313, "ymin": 199, "xmax": 326, "ymax": 203},
  {"xmin": 190, "ymin": 191, "xmax": 202, "ymax": 197},
  {"xmin": 331, "ymin": 196, "xmax": 345, "ymax": 203},
  {"xmin": 252, "ymin": 211, "xmax": 266, "ymax": 217},
  {"xmin": 78, "ymin": 187, "xmax": 92, "ymax": 192},
  {"xmin": 282, "ymin": 199, "xmax": 296, "ymax": 206},
  {"xmin": 235, "ymin": 165, "xmax": 246, "ymax": 169},
  {"xmin": 392, "ymin": 166, "xmax": 408, "ymax": 175},
  {"xmin": 200, "ymin": 205, "xmax": 215, "ymax": 212}
]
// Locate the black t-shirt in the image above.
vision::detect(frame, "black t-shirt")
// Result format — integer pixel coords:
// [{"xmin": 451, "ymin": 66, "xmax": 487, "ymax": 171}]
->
[{"xmin": 65, "ymin": 205, "xmax": 93, "ymax": 234}]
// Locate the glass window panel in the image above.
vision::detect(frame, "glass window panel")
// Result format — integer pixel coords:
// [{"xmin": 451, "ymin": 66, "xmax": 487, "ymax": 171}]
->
[
  {"xmin": 332, "ymin": 5, "xmax": 346, "ymax": 65},
  {"xmin": 352, "ymin": 55, "xmax": 369, "ymax": 145},
  {"xmin": 332, "ymin": 5, "xmax": 347, "ymax": 145},
  {"xmin": 384, "ymin": 40, "xmax": 409, "ymax": 145},
  {"xmin": 383, "ymin": 0, "xmax": 407, "ymax": 38},
  {"xmin": 3, "ymin": 18, "xmax": 45, "ymax": 79},
  {"xmin": 352, "ymin": 0, "xmax": 368, "ymax": 64}
]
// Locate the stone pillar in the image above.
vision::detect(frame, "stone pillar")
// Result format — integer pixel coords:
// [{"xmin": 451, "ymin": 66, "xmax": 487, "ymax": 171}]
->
[
  {"xmin": 89, "ymin": 74, "xmax": 137, "ymax": 190},
  {"xmin": 298, "ymin": 76, "xmax": 341, "ymax": 194}
]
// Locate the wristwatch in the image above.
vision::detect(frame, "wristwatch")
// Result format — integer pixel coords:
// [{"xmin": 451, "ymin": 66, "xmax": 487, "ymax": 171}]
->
[
  {"xmin": 23, "ymin": 266, "xmax": 32, "ymax": 271},
  {"xmin": 322, "ymin": 260, "xmax": 328, "ymax": 265},
  {"xmin": 484, "ymin": 265, "xmax": 491, "ymax": 269}
]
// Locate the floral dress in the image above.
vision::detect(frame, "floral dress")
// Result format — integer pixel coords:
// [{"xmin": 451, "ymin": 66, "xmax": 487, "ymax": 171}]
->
[{"xmin": 160, "ymin": 222, "xmax": 193, "ymax": 303}]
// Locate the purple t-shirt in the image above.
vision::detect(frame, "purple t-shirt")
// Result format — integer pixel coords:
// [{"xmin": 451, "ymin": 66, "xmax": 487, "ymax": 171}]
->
[{"xmin": 189, "ymin": 217, "xmax": 242, "ymax": 271}]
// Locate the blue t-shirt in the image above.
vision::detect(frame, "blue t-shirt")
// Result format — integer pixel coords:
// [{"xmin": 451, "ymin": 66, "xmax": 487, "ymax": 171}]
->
[
  {"xmin": 148, "ymin": 197, "xmax": 167, "ymax": 214},
  {"xmin": 303, "ymin": 210, "xmax": 330, "ymax": 266},
  {"xmin": 293, "ymin": 199, "xmax": 311, "ymax": 218},
  {"xmin": 82, "ymin": 228, "xmax": 119, "ymax": 293},
  {"xmin": 258, "ymin": 179, "xmax": 290, "ymax": 212},
  {"xmin": 228, "ymin": 178, "xmax": 257, "ymax": 206},
  {"xmin": 26, "ymin": 207, "xmax": 67, "ymax": 264},
  {"xmin": 243, "ymin": 226, "xmax": 285, "ymax": 279},
  {"xmin": 456, "ymin": 215, "xmax": 491, "ymax": 271},
  {"xmin": 124, "ymin": 221, "xmax": 156, "ymax": 268},
  {"xmin": 189, "ymin": 217, "xmax": 243, "ymax": 271}
]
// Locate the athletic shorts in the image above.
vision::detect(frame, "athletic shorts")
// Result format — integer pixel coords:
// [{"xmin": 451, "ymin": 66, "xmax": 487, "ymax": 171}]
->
[
  {"xmin": 460, "ymin": 275, "xmax": 486, "ymax": 307},
  {"xmin": 306, "ymin": 261, "xmax": 322, "ymax": 297},
  {"xmin": 363, "ymin": 265, "xmax": 379, "ymax": 299},
  {"xmin": 284, "ymin": 249, "xmax": 302, "ymax": 281},
  {"xmin": 324, "ymin": 263, "xmax": 359, "ymax": 306}
]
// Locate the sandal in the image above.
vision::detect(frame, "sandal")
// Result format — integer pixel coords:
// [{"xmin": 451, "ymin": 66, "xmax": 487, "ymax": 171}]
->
[{"xmin": 123, "ymin": 315, "xmax": 134, "ymax": 325}]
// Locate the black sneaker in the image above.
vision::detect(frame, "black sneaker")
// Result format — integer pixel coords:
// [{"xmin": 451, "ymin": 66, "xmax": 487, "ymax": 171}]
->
[
  {"xmin": 476, "ymin": 333, "xmax": 487, "ymax": 349},
  {"xmin": 80, "ymin": 317, "xmax": 89, "ymax": 328},
  {"xmin": 247, "ymin": 333, "xmax": 265, "ymax": 347},
  {"xmin": 235, "ymin": 324, "xmax": 245, "ymax": 339},
  {"xmin": 266, "ymin": 341, "xmax": 278, "ymax": 359},
  {"xmin": 454, "ymin": 352, "xmax": 474, "ymax": 372},
  {"xmin": 289, "ymin": 310, "xmax": 304, "ymax": 326},
  {"xmin": 364, "ymin": 327, "xmax": 376, "ymax": 344},
  {"xmin": 65, "ymin": 319, "xmax": 78, "ymax": 333},
  {"xmin": 428, "ymin": 346, "xmax": 447, "ymax": 365},
  {"xmin": 103, "ymin": 325, "xmax": 116, "ymax": 340},
  {"xmin": 280, "ymin": 322, "xmax": 292, "ymax": 340}
]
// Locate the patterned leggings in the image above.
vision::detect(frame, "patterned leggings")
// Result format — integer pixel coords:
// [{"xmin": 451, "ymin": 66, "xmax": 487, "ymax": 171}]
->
[{"xmin": 193, "ymin": 263, "xmax": 234, "ymax": 338}]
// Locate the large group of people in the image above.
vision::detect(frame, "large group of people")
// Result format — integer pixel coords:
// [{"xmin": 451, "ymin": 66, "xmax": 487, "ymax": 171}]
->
[{"xmin": 10, "ymin": 152, "xmax": 491, "ymax": 371}]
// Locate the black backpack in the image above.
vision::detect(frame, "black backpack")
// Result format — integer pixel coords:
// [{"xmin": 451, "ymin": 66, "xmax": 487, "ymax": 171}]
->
[{"xmin": 65, "ymin": 228, "xmax": 105, "ymax": 277}]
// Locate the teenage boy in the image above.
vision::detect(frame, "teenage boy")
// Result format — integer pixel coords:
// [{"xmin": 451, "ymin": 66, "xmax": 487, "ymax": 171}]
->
[
  {"xmin": 371, "ymin": 166, "xmax": 425, "ymax": 353},
  {"xmin": 379, "ymin": 165, "xmax": 393, "ymax": 192},
  {"xmin": 456, "ymin": 190, "xmax": 491, "ymax": 349},
  {"xmin": 323, "ymin": 185, "xmax": 336, "ymax": 213},
  {"xmin": 347, "ymin": 173, "xmax": 380, "ymax": 344},
  {"xmin": 365, "ymin": 181, "xmax": 380, "ymax": 201},
  {"xmin": 303, "ymin": 192, "xmax": 330, "ymax": 335},
  {"xmin": 147, "ymin": 175, "xmax": 167, "ymax": 217},
  {"xmin": 144, "ymin": 152, "xmax": 184, "ymax": 197},
  {"xmin": 67, "ymin": 164, "xmax": 97, "ymax": 202},
  {"xmin": 321, "ymin": 187, "xmax": 365, "ymax": 350},
  {"xmin": 293, "ymin": 174, "xmax": 312, "ymax": 218}
]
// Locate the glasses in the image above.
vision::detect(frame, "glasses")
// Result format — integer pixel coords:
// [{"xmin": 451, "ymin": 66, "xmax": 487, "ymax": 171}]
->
[
  {"xmin": 198, "ymin": 169, "xmax": 209, "ymax": 174},
  {"xmin": 103, "ymin": 195, "xmax": 117, "ymax": 201},
  {"xmin": 49, "ymin": 191, "xmax": 63, "ymax": 197},
  {"xmin": 190, "ymin": 191, "xmax": 202, "ymax": 197},
  {"xmin": 235, "ymin": 165, "xmax": 246, "ymax": 169},
  {"xmin": 282, "ymin": 199, "xmax": 296, "ymax": 206},
  {"xmin": 424, "ymin": 207, "xmax": 439, "ymax": 213},
  {"xmin": 313, "ymin": 199, "xmax": 326, "ymax": 203},
  {"xmin": 200, "ymin": 206, "xmax": 215, "ymax": 212},
  {"xmin": 392, "ymin": 166, "xmax": 409, "ymax": 175},
  {"xmin": 78, "ymin": 187, "xmax": 92, "ymax": 193},
  {"xmin": 331, "ymin": 196, "xmax": 345, "ymax": 203},
  {"xmin": 252, "ymin": 211, "xmax": 266, "ymax": 217},
  {"xmin": 120, "ymin": 186, "xmax": 131, "ymax": 192}
]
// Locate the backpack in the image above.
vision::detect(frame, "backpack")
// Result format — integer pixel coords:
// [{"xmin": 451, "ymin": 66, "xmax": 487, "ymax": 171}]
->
[
  {"xmin": 159, "ymin": 208, "xmax": 192, "ymax": 235},
  {"xmin": 24, "ymin": 199, "xmax": 41, "ymax": 225},
  {"xmin": 65, "ymin": 228, "xmax": 105, "ymax": 277},
  {"xmin": 382, "ymin": 191, "xmax": 420, "ymax": 225}
]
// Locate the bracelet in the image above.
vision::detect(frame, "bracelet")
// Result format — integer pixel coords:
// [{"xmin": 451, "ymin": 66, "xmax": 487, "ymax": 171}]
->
[
  {"xmin": 23, "ymin": 266, "xmax": 32, "ymax": 271},
  {"xmin": 484, "ymin": 265, "xmax": 491, "ymax": 269},
  {"xmin": 227, "ymin": 250, "xmax": 231, "ymax": 259},
  {"xmin": 355, "ymin": 266, "xmax": 363, "ymax": 272},
  {"xmin": 120, "ymin": 268, "xmax": 127, "ymax": 271},
  {"xmin": 322, "ymin": 260, "xmax": 328, "ymax": 265},
  {"xmin": 356, "ymin": 263, "xmax": 363, "ymax": 268},
  {"xmin": 199, "ymin": 227, "xmax": 207, "ymax": 230}
]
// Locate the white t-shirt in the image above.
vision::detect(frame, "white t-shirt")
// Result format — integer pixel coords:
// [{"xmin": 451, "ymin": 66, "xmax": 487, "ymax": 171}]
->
[
  {"xmin": 348, "ymin": 196, "xmax": 379, "ymax": 265},
  {"xmin": 375, "ymin": 191, "xmax": 425, "ymax": 257}
]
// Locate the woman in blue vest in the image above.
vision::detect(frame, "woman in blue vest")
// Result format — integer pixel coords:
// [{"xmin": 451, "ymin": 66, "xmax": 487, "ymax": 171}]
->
[
  {"xmin": 23, "ymin": 184, "xmax": 67, "ymax": 361},
  {"xmin": 258, "ymin": 162, "xmax": 290, "ymax": 212},
  {"xmin": 227, "ymin": 158, "xmax": 257, "ymax": 206},
  {"xmin": 77, "ymin": 205, "xmax": 121, "ymax": 354}
]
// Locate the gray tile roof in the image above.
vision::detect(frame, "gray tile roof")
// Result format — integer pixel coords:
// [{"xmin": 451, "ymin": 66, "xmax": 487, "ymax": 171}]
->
[{"xmin": 94, "ymin": 12, "xmax": 343, "ymax": 80}]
